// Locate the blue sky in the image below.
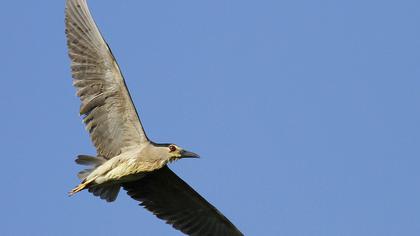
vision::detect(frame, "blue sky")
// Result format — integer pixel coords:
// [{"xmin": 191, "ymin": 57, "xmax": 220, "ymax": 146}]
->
[{"xmin": 1, "ymin": 0, "xmax": 419, "ymax": 235}]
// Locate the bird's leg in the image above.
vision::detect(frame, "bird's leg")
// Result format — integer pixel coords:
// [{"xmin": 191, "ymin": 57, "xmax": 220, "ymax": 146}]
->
[{"xmin": 68, "ymin": 179, "xmax": 94, "ymax": 196}]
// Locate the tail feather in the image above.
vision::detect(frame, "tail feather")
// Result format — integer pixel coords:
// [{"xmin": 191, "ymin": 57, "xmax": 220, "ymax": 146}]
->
[
  {"xmin": 75, "ymin": 155, "xmax": 107, "ymax": 166},
  {"xmin": 77, "ymin": 169, "xmax": 93, "ymax": 179},
  {"xmin": 75, "ymin": 154, "xmax": 107, "ymax": 180},
  {"xmin": 71, "ymin": 154, "xmax": 120, "ymax": 202}
]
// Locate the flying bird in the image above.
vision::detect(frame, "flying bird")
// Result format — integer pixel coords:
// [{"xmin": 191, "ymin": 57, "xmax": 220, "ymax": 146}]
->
[{"xmin": 65, "ymin": 0, "xmax": 243, "ymax": 235}]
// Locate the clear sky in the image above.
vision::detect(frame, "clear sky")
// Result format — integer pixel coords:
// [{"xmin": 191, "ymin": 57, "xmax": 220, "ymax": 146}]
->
[{"xmin": 0, "ymin": 0, "xmax": 419, "ymax": 235}]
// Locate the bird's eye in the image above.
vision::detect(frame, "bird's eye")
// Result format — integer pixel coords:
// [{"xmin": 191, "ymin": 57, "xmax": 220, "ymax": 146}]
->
[{"xmin": 169, "ymin": 145, "xmax": 177, "ymax": 152}]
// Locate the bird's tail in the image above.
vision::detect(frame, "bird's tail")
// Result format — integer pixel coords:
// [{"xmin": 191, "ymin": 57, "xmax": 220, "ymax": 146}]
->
[
  {"xmin": 69, "ymin": 154, "xmax": 120, "ymax": 202},
  {"xmin": 74, "ymin": 154, "xmax": 107, "ymax": 179},
  {"xmin": 69, "ymin": 155, "xmax": 104, "ymax": 196}
]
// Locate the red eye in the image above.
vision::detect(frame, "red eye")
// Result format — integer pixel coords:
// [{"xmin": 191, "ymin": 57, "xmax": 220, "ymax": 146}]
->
[{"xmin": 169, "ymin": 145, "xmax": 177, "ymax": 152}]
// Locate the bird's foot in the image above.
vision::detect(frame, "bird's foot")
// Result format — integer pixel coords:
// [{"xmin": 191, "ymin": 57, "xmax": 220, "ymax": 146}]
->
[{"xmin": 68, "ymin": 183, "xmax": 87, "ymax": 196}]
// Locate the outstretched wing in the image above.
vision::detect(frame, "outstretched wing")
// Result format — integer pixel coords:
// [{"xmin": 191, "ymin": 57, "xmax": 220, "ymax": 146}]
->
[
  {"xmin": 123, "ymin": 166, "xmax": 243, "ymax": 236},
  {"xmin": 65, "ymin": 0, "xmax": 149, "ymax": 158}
]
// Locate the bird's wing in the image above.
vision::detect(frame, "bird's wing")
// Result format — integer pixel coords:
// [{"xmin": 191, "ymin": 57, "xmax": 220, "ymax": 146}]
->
[
  {"xmin": 65, "ymin": 0, "xmax": 149, "ymax": 158},
  {"xmin": 122, "ymin": 166, "xmax": 243, "ymax": 236}
]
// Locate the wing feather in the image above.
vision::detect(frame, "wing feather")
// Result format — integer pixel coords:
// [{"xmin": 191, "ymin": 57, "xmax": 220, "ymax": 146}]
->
[
  {"xmin": 65, "ymin": 0, "xmax": 149, "ymax": 158},
  {"xmin": 123, "ymin": 167, "xmax": 243, "ymax": 236}
]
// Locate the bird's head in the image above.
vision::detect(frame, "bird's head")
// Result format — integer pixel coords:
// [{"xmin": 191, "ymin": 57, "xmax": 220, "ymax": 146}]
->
[{"xmin": 152, "ymin": 143, "xmax": 200, "ymax": 163}]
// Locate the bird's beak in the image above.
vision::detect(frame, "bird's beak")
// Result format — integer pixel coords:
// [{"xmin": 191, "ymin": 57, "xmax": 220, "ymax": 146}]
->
[{"xmin": 181, "ymin": 150, "xmax": 200, "ymax": 158}]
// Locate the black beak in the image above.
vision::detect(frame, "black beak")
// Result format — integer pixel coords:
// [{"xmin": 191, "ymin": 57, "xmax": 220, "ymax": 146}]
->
[{"xmin": 181, "ymin": 150, "xmax": 200, "ymax": 158}]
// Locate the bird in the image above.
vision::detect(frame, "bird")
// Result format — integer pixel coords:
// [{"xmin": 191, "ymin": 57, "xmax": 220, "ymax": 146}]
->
[{"xmin": 65, "ymin": 0, "xmax": 243, "ymax": 235}]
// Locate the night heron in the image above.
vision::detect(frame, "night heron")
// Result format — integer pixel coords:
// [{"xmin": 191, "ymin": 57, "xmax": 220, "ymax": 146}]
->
[{"xmin": 65, "ymin": 0, "xmax": 243, "ymax": 235}]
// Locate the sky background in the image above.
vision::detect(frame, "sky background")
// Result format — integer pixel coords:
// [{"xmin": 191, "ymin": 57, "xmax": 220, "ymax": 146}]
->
[{"xmin": 0, "ymin": 0, "xmax": 419, "ymax": 235}]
